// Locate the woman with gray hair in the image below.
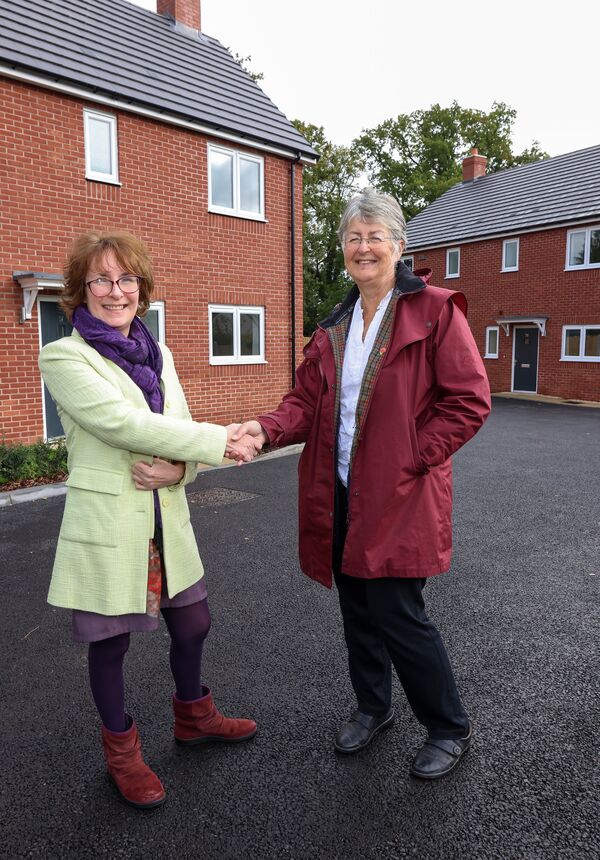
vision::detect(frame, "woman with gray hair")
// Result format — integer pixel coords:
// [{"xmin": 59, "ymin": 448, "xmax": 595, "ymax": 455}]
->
[{"xmin": 233, "ymin": 188, "xmax": 491, "ymax": 779}]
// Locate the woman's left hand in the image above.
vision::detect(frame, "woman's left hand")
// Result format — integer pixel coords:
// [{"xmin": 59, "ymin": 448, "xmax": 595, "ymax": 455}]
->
[{"xmin": 132, "ymin": 457, "xmax": 186, "ymax": 489}]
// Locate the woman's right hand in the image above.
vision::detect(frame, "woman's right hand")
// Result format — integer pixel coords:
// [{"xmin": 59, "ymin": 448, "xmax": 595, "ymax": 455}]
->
[
  {"xmin": 230, "ymin": 420, "xmax": 269, "ymax": 447},
  {"xmin": 224, "ymin": 425, "xmax": 263, "ymax": 464}
]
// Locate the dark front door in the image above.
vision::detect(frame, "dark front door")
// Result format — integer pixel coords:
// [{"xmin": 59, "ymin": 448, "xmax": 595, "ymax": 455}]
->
[
  {"xmin": 513, "ymin": 327, "xmax": 539, "ymax": 392},
  {"xmin": 40, "ymin": 301, "xmax": 73, "ymax": 438}
]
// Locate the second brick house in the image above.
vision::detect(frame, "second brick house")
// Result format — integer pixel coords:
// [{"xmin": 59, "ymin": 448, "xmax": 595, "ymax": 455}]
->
[
  {"xmin": 0, "ymin": 0, "xmax": 317, "ymax": 443},
  {"xmin": 405, "ymin": 145, "xmax": 600, "ymax": 402}
]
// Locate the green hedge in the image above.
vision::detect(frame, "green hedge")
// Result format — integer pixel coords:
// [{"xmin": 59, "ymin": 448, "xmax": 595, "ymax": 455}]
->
[{"xmin": 0, "ymin": 440, "xmax": 68, "ymax": 486}]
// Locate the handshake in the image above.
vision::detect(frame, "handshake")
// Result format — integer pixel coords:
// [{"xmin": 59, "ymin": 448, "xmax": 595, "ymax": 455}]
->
[{"xmin": 224, "ymin": 421, "xmax": 269, "ymax": 465}]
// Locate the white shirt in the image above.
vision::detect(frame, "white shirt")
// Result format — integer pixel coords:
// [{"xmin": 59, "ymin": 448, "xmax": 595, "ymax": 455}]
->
[{"xmin": 337, "ymin": 289, "xmax": 393, "ymax": 486}]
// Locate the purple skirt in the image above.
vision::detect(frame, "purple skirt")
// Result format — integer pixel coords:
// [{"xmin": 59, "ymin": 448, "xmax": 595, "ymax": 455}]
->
[{"xmin": 72, "ymin": 540, "xmax": 207, "ymax": 643}]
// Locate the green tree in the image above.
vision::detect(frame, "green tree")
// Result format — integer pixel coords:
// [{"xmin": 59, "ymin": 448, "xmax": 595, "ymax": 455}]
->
[
  {"xmin": 355, "ymin": 101, "xmax": 547, "ymax": 220},
  {"xmin": 227, "ymin": 50, "xmax": 264, "ymax": 82},
  {"xmin": 293, "ymin": 120, "xmax": 364, "ymax": 334}
]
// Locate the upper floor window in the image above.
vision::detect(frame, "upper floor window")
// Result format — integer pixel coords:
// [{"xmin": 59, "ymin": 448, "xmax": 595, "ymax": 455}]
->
[
  {"xmin": 485, "ymin": 326, "xmax": 499, "ymax": 358},
  {"xmin": 208, "ymin": 144, "xmax": 265, "ymax": 220},
  {"xmin": 561, "ymin": 325, "xmax": 600, "ymax": 361},
  {"xmin": 209, "ymin": 304, "xmax": 265, "ymax": 365},
  {"xmin": 566, "ymin": 226, "xmax": 600, "ymax": 270},
  {"xmin": 84, "ymin": 109, "xmax": 119, "ymax": 184},
  {"xmin": 445, "ymin": 248, "xmax": 460, "ymax": 278},
  {"xmin": 402, "ymin": 255, "xmax": 414, "ymax": 271},
  {"xmin": 502, "ymin": 238, "xmax": 519, "ymax": 272}
]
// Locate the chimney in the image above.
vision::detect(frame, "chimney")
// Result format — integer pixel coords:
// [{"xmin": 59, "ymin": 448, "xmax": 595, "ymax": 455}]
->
[
  {"xmin": 462, "ymin": 147, "xmax": 487, "ymax": 182},
  {"xmin": 157, "ymin": 0, "xmax": 200, "ymax": 36}
]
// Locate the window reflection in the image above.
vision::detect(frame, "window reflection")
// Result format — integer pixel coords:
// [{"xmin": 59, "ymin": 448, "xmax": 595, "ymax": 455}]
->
[
  {"xmin": 240, "ymin": 313, "xmax": 260, "ymax": 355},
  {"xmin": 89, "ymin": 118, "xmax": 112, "ymax": 174},
  {"xmin": 210, "ymin": 152, "xmax": 234, "ymax": 209},
  {"xmin": 240, "ymin": 159, "xmax": 260, "ymax": 213},
  {"xmin": 565, "ymin": 329, "xmax": 581, "ymax": 356},
  {"xmin": 584, "ymin": 329, "xmax": 600, "ymax": 358},
  {"xmin": 211, "ymin": 312, "xmax": 234, "ymax": 356}
]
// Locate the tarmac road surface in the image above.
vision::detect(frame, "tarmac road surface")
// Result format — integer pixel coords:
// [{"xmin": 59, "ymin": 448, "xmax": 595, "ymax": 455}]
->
[{"xmin": 1, "ymin": 398, "xmax": 598, "ymax": 859}]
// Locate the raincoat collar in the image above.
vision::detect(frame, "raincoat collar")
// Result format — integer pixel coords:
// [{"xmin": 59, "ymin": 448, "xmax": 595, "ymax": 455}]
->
[{"xmin": 318, "ymin": 262, "xmax": 427, "ymax": 329}]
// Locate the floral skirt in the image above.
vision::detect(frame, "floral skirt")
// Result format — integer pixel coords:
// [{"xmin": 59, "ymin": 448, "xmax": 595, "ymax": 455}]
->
[{"xmin": 72, "ymin": 539, "xmax": 207, "ymax": 643}]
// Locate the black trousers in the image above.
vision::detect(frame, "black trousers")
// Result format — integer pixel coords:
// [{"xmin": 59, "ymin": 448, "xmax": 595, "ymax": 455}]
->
[{"xmin": 333, "ymin": 478, "xmax": 469, "ymax": 740}]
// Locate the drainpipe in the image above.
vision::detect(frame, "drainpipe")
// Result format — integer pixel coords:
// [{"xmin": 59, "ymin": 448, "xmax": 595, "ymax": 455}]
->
[{"xmin": 290, "ymin": 152, "xmax": 302, "ymax": 388}]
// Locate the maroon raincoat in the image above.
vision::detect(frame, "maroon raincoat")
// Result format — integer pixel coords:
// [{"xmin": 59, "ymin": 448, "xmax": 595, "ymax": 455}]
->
[{"xmin": 259, "ymin": 265, "xmax": 491, "ymax": 588}]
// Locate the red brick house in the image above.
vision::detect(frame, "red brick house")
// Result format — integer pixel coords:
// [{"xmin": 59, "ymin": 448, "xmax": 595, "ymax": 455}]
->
[
  {"xmin": 405, "ymin": 145, "xmax": 600, "ymax": 402},
  {"xmin": 0, "ymin": 0, "xmax": 317, "ymax": 443}
]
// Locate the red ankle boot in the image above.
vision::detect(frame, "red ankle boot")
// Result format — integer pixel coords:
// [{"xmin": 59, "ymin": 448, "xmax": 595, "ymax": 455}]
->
[
  {"xmin": 173, "ymin": 688, "xmax": 257, "ymax": 745},
  {"xmin": 101, "ymin": 718, "xmax": 166, "ymax": 809}
]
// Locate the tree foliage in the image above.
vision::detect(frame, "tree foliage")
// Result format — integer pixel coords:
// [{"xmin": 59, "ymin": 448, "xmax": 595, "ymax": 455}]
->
[
  {"xmin": 355, "ymin": 101, "xmax": 547, "ymax": 220},
  {"xmin": 227, "ymin": 50, "xmax": 264, "ymax": 81},
  {"xmin": 293, "ymin": 120, "xmax": 364, "ymax": 334},
  {"xmin": 296, "ymin": 103, "xmax": 547, "ymax": 332}
]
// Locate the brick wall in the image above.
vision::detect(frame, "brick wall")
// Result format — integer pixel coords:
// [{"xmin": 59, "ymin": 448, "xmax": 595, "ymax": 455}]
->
[
  {"xmin": 411, "ymin": 228, "xmax": 600, "ymax": 401},
  {"xmin": 0, "ymin": 78, "xmax": 304, "ymax": 443}
]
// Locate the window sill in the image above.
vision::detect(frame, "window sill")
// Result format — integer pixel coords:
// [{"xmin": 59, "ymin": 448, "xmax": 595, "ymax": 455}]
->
[
  {"xmin": 444, "ymin": 274, "xmax": 460, "ymax": 279},
  {"xmin": 209, "ymin": 359, "xmax": 268, "ymax": 366},
  {"xmin": 501, "ymin": 268, "xmax": 518, "ymax": 273},
  {"xmin": 208, "ymin": 206, "xmax": 267, "ymax": 223},
  {"xmin": 86, "ymin": 176, "xmax": 122, "ymax": 186},
  {"xmin": 484, "ymin": 355, "xmax": 499, "ymax": 359},
  {"xmin": 560, "ymin": 357, "xmax": 600, "ymax": 363}
]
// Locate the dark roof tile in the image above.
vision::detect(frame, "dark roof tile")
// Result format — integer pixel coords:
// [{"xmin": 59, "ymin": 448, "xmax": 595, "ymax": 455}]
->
[
  {"xmin": 0, "ymin": 0, "xmax": 317, "ymax": 159},
  {"xmin": 407, "ymin": 145, "xmax": 600, "ymax": 249}
]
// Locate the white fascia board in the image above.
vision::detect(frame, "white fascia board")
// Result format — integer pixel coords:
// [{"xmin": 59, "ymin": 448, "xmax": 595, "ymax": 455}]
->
[{"xmin": 0, "ymin": 64, "xmax": 317, "ymax": 165}]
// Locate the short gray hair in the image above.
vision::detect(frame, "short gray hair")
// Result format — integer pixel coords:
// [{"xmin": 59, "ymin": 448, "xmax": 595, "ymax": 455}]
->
[{"xmin": 338, "ymin": 187, "xmax": 407, "ymax": 252}]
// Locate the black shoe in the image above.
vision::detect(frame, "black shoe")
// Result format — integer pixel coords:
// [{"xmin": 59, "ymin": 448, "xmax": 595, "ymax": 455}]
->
[
  {"xmin": 334, "ymin": 709, "xmax": 394, "ymax": 754},
  {"xmin": 410, "ymin": 724, "xmax": 472, "ymax": 779}
]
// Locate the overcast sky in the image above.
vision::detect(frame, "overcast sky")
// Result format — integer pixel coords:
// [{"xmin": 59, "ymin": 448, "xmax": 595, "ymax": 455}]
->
[{"xmin": 129, "ymin": 0, "xmax": 598, "ymax": 159}]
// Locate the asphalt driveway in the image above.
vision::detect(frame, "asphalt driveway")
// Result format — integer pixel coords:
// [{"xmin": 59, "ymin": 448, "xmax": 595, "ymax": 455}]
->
[{"xmin": 1, "ymin": 398, "xmax": 598, "ymax": 859}]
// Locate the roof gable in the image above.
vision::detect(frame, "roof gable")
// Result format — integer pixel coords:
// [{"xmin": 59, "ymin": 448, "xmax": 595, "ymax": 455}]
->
[
  {"xmin": 0, "ymin": 0, "xmax": 317, "ymax": 159},
  {"xmin": 407, "ymin": 144, "xmax": 600, "ymax": 249}
]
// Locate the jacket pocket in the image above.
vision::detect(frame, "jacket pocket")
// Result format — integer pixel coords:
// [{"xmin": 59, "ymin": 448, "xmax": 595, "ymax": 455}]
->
[
  {"xmin": 60, "ymin": 467, "xmax": 123, "ymax": 546},
  {"xmin": 158, "ymin": 485, "xmax": 191, "ymax": 528},
  {"xmin": 409, "ymin": 420, "xmax": 426, "ymax": 475},
  {"xmin": 176, "ymin": 491, "xmax": 192, "ymax": 527},
  {"xmin": 66, "ymin": 466, "xmax": 123, "ymax": 495}
]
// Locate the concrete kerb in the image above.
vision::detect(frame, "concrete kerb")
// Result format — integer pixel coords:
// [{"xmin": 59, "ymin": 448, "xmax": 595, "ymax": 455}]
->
[
  {"xmin": 3, "ymin": 389, "xmax": 599, "ymax": 508},
  {"xmin": 0, "ymin": 443, "xmax": 305, "ymax": 509},
  {"xmin": 492, "ymin": 391, "xmax": 600, "ymax": 409}
]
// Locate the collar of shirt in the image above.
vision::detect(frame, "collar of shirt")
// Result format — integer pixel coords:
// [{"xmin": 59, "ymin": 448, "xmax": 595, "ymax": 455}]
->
[{"xmin": 336, "ymin": 289, "xmax": 393, "ymax": 485}]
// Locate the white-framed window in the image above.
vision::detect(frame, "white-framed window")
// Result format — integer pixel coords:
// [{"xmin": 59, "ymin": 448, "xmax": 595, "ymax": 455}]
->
[
  {"xmin": 445, "ymin": 248, "xmax": 460, "ymax": 278},
  {"xmin": 83, "ymin": 109, "xmax": 119, "ymax": 184},
  {"xmin": 485, "ymin": 326, "xmax": 500, "ymax": 358},
  {"xmin": 502, "ymin": 238, "xmax": 519, "ymax": 272},
  {"xmin": 208, "ymin": 144, "xmax": 265, "ymax": 220},
  {"xmin": 402, "ymin": 255, "xmax": 414, "ymax": 271},
  {"xmin": 561, "ymin": 325, "xmax": 600, "ymax": 362},
  {"xmin": 565, "ymin": 226, "xmax": 600, "ymax": 270},
  {"xmin": 209, "ymin": 304, "xmax": 265, "ymax": 365},
  {"xmin": 145, "ymin": 301, "xmax": 165, "ymax": 343}
]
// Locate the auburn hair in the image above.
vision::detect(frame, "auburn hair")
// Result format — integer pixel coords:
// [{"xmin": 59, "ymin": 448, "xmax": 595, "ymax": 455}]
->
[{"xmin": 60, "ymin": 231, "xmax": 154, "ymax": 321}]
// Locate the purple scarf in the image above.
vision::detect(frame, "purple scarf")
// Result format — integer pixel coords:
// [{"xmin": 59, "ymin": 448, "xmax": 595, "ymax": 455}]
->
[{"xmin": 73, "ymin": 305, "xmax": 163, "ymax": 414}]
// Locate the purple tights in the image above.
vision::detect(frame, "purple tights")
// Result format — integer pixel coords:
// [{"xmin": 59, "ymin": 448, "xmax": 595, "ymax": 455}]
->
[{"xmin": 88, "ymin": 599, "xmax": 212, "ymax": 732}]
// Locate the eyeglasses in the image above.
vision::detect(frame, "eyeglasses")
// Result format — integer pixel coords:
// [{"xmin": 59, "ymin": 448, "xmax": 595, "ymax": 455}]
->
[
  {"xmin": 344, "ymin": 236, "xmax": 392, "ymax": 247},
  {"xmin": 86, "ymin": 276, "xmax": 141, "ymax": 296}
]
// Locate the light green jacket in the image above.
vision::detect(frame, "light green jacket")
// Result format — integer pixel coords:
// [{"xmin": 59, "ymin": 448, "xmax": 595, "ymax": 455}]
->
[{"xmin": 38, "ymin": 331, "xmax": 227, "ymax": 615}]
